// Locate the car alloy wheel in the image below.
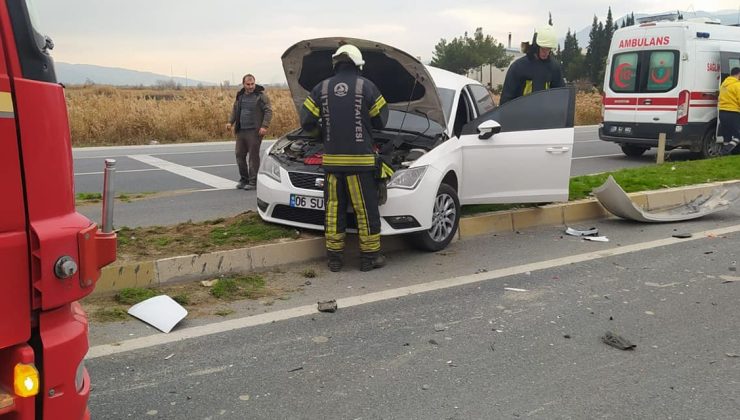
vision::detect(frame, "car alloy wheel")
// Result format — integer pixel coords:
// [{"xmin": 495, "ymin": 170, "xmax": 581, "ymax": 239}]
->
[
  {"xmin": 410, "ymin": 183, "xmax": 460, "ymax": 252},
  {"xmin": 429, "ymin": 192, "xmax": 457, "ymax": 242}
]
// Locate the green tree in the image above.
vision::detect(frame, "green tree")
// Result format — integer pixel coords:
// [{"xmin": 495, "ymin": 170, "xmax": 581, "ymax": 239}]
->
[
  {"xmin": 584, "ymin": 15, "xmax": 601, "ymax": 84},
  {"xmin": 431, "ymin": 28, "xmax": 511, "ymax": 75},
  {"xmin": 621, "ymin": 12, "xmax": 635, "ymax": 28},
  {"xmin": 468, "ymin": 28, "xmax": 512, "ymax": 69},
  {"xmin": 559, "ymin": 29, "xmax": 584, "ymax": 81},
  {"xmin": 430, "ymin": 35, "xmax": 477, "ymax": 75}
]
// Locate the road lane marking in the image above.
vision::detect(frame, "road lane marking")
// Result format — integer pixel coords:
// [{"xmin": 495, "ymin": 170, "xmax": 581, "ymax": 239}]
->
[
  {"xmin": 73, "ymin": 140, "xmax": 276, "ymax": 158},
  {"xmin": 572, "ymin": 153, "xmax": 625, "ymax": 160},
  {"xmin": 128, "ymin": 154, "xmax": 235, "ymax": 189},
  {"xmin": 87, "ymin": 224, "xmax": 740, "ymax": 359},
  {"xmin": 74, "ymin": 149, "xmax": 234, "ymax": 160},
  {"xmin": 75, "ymin": 164, "xmax": 236, "ymax": 176}
]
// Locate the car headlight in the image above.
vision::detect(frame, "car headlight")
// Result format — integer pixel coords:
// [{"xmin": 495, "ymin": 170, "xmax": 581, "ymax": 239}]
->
[
  {"xmin": 259, "ymin": 155, "xmax": 281, "ymax": 182},
  {"xmin": 387, "ymin": 166, "xmax": 427, "ymax": 190}
]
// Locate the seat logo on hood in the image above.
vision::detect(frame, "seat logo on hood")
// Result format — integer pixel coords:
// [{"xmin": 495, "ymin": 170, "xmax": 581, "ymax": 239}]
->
[{"xmin": 334, "ymin": 83, "xmax": 349, "ymax": 97}]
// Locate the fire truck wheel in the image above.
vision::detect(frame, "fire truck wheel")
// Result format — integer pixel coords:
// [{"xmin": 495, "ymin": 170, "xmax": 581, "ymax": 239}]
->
[{"xmin": 620, "ymin": 145, "xmax": 648, "ymax": 157}]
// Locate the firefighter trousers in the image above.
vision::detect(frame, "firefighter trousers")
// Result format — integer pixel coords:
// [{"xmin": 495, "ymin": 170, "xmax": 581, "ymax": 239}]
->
[{"xmin": 324, "ymin": 172, "xmax": 381, "ymax": 254}]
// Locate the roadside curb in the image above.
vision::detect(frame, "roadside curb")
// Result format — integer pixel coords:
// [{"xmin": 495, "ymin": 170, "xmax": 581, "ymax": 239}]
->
[{"xmin": 94, "ymin": 180, "xmax": 738, "ymax": 296}]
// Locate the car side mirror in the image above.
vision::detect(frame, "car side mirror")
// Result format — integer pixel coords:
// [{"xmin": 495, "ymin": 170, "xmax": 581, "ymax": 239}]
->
[{"xmin": 477, "ymin": 120, "xmax": 501, "ymax": 140}]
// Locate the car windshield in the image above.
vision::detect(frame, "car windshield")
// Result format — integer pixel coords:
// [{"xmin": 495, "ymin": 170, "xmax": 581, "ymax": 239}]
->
[
  {"xmin": 437, "ymin": 87, "xmax": 455, "ymax": 124},
  {"xmin": 384, "ymin": 109, "xmax": 444, "ymax": 137}
]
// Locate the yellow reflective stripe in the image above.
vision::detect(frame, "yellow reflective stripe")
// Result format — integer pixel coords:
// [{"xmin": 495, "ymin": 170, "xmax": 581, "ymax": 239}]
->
[
  {"xmin": 347, "ymin": 175, "xmax": 370, "ymax": 237},
  {"xmin": 380, "ymin": 162, "xmax": 394, "ymax": 178},
  {"xmin": 325, "ymin": 174, "xmax": 338, "ymax": 235},
  {"xmin": 0, "ymin": 92, "xmax": 14, "ymax": 114},
  {"xmin": 359, "ymin": 233, "xmax": 381, "ymax": 253},
  {"xmin": 322, "ymin": 154, "xmax": 375, "ymax": 166},
  {"xmin": 369, "ymin": 95, "xmax": 386, "ymax": 117},
  {"xmin": 303, "ymin": 96, "xmax": 320, "ymax": 117},
  {"xmin": 545, "ymin": 82, "xmax": 550, "ymax": 89},
  {"xmin": 523, "ymin": 80, "xmax": 533, "ymax": 96}
]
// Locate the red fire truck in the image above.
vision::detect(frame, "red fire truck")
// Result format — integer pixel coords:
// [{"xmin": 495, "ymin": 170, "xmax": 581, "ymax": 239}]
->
[{"xmin": 1, "ymin": 0, "xmax": 116, "ymax": 418}]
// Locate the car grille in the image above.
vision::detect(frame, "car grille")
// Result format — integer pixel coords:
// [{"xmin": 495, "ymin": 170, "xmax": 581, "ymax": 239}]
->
[
  {"xmin": 271, "ymin": 205, "xmax": 357, "ymax": 229},
  {"xmin": 288, "ymin": 172, "xmax": 324, "ymax": 191}
]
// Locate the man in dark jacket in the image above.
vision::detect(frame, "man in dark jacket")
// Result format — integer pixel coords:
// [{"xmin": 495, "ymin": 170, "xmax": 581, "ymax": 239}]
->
[
  {"xmin": 299, "ymin": 44, "xmax": 389, "ymax": 272},
  {"xmin": 227, "ymin": 74, "xmax": 273, "ymax": 190},
  {"xmin": 500, "ymin": 25, "xmax": 565, "ymax": 104}
]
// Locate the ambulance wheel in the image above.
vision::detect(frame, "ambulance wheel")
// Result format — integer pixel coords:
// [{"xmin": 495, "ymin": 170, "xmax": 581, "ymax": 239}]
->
[
  {"xmin": 697, "ymin": 128, "xmax": 722, "ymax": 159},
  {"xmin": 409, "ymin": 183, "xmax": 460, "ymax": 252},
  {"xmin": 620, "ymin": 145, "xmax": 648, "ymax": 157}
]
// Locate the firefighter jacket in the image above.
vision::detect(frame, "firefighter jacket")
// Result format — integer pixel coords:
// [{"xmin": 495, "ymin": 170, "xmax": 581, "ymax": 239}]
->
[
  {"xmin": 300, "ymin": 65, "xmax": 389, "ymax": 172},
  {"xmin": 500, "ymin": 54, "xmax": 565, "ymax": 105},
  {"xmin": 719, "ymin": 76, "xmax": 740, "ymax": 113}
]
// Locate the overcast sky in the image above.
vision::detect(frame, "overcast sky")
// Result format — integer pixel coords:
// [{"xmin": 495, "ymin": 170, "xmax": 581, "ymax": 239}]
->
[{"xmin": 33, "ymin": 0, "xmax": 740, "ymax": 84}]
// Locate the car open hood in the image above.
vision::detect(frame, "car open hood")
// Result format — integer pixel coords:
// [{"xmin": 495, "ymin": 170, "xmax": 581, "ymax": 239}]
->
[{"xmin": 282, "ymin": 37, "xmax": 446, "ymax": 129}]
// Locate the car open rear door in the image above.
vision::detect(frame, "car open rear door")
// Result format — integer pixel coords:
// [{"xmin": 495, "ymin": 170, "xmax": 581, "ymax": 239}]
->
[{"xmin": 458, "ymin": 87, "xmax": 576, "ymax": 204}]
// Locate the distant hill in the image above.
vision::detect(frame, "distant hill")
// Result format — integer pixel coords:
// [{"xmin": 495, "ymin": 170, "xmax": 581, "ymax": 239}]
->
[
  {"xmin": 570, "ymin": 9, "xmax": 740, "ymax": 50},
  {"xmin": 55, "ymin": 62, "xmax": 216, "ymax": 87}
]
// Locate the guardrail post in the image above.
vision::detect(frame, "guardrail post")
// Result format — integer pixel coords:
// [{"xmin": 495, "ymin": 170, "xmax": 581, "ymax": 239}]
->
[
  {"xmin": 657, "ymin": 133, "xmax": 666, "ymax": 164},
  {"xmin": 102, "ymin": 159, "xmax": 116, "ymax": 233}
]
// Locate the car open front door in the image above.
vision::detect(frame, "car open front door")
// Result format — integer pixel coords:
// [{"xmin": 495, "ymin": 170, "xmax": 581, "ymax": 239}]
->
[{"xmin": 458, "ymin": 87, "xmax": 576, "ymax": 204}]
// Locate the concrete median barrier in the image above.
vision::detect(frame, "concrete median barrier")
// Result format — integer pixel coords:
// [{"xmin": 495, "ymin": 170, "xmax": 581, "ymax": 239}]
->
[{"xmin": 94, "ymin": 181, "xmax": 738, "ymax": 295}]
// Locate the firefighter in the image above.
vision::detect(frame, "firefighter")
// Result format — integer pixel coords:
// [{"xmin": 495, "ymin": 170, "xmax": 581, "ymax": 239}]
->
[
  {"xmin": 500, "ymin": 25, "xmax": 565, "ymax": 104},
  {"xmin": 300, "ymin": 44, "xmax": 390, "ymax": 272}
]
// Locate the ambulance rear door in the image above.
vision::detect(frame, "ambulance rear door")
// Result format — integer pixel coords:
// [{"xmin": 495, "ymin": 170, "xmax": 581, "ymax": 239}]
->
[
  {"xmin": 716, "ymin": 46, "xmax": 740, "ymax": 141},
  {"xmin": 631, "ymin": 27, "xmax": 684, "ymax": 127},
  {"xmin": 603, "ymin": 26, "xmax": 646, "ymax": 126}
]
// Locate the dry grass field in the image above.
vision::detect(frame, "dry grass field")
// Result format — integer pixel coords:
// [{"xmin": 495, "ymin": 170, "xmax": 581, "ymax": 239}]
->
[{"xmin": 65, "ymin": 86, "xmax": 602, "ymax": 146}]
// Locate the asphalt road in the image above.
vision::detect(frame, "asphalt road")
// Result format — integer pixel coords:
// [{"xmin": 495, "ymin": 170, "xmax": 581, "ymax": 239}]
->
[
  {"xmin": 73, "ymin": 126, "xmax": 699, "ymax": 228},
  {"xmin": 86, "ymin": 208, "xmax": 740, "ymax": 419}
]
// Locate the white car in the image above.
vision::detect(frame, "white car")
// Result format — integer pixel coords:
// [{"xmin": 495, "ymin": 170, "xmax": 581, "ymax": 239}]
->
[{"xmin": 257, "ymin": 37, "xmax": 575, "ymax": 251}]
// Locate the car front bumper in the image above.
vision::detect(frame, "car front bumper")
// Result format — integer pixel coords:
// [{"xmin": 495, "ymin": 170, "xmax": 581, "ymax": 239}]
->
[{"xmin": 256, "ymin": 166, "xmax": 443, "ymax": 236}]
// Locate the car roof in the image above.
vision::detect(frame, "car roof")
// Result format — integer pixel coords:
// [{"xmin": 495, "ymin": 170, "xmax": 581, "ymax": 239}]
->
[{"xmin": 426, "ymin": 66, "xmax": 482, "ymax": 91}]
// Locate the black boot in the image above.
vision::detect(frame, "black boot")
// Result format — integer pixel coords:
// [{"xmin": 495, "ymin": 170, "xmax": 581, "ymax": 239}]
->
[
  {"xmin": 360, "ymin": 252, "xmax": 386, "ymax": 272},
  {"xmin": 721, "ymin": 139, "xmax": 738, "ymax": 156},
  {"xmin": 327, "ymin": 251, "xmax": 343, "ymax": 272}
]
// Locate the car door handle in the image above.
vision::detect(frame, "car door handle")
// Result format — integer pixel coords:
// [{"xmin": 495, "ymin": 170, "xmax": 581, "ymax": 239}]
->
[{"xmin": 546, "ymin": 147, "xmax": 570, "ymax": 154}]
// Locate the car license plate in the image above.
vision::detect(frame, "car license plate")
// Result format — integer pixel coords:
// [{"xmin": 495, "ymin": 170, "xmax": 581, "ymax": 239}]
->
[{"xmin": 290, "ymin": 194, "xmax": 324, "ymax": 210}]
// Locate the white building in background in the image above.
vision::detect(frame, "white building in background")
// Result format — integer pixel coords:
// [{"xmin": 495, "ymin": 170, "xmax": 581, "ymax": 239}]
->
[{"xmin": 466, "ymin": 47, "xmax": 524, "ymax": 91}]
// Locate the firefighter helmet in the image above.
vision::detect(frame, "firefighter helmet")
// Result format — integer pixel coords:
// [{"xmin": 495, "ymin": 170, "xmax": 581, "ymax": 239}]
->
[
  {"xmin": 332, "ymin": 44, "xmax": 365, "ymax": 70},
  {"xmin": 534, "ymin": 25, "xmax": 558, "ymax": 49}
]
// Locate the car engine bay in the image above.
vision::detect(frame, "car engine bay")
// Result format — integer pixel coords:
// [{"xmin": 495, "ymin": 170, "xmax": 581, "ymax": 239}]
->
[{"xmin": 270, "ymin": 128, "xmax": 443, "ymax": 171}]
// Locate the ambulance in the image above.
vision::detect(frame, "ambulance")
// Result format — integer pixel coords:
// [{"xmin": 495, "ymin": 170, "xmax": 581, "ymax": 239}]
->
[{"xmin": 599, "ymin": 16, "xmax": 740, "ymax": 158}]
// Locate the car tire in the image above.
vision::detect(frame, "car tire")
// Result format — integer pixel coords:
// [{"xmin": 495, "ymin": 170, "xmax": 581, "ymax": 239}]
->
[
  {"xmin": 696, "ymin": 128, "xmax": 722, "ymax": 159},
  {"xmin": 409, "ymin": 183, "xmax": 460, "ymax": 252},
  {"xmin": 620, "ymin": 145, "xmax": 648, "ymax": 157}
]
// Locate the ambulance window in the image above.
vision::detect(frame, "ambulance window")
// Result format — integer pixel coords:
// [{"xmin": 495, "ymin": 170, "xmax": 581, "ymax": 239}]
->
[
  {"xmin": 610, "ymin": 53, "xmax": 638, "ymax": 93},
  {"xmin": 646, "ymin": 51, "xmax": 677, "ymax": 92}
]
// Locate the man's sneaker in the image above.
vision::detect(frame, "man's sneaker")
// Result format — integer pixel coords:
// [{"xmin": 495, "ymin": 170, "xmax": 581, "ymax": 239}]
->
[
  {"xmin": 243, "ymin": 183, "xmax": 256, "ymax": 191},
  {"xmin": 327, "ymin": 251, "xmax": 343, "ymax": 272},
  {"xmin": 236, "ymin": 181, "xmax": 247, "ymax": 189},
  {"xmin": 360, "ymin": 253, "xmax": 386, "ymax": 272},
  {"xmin": 721, "ymin": 139, "xmax": 738, "ymax": 156}
]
